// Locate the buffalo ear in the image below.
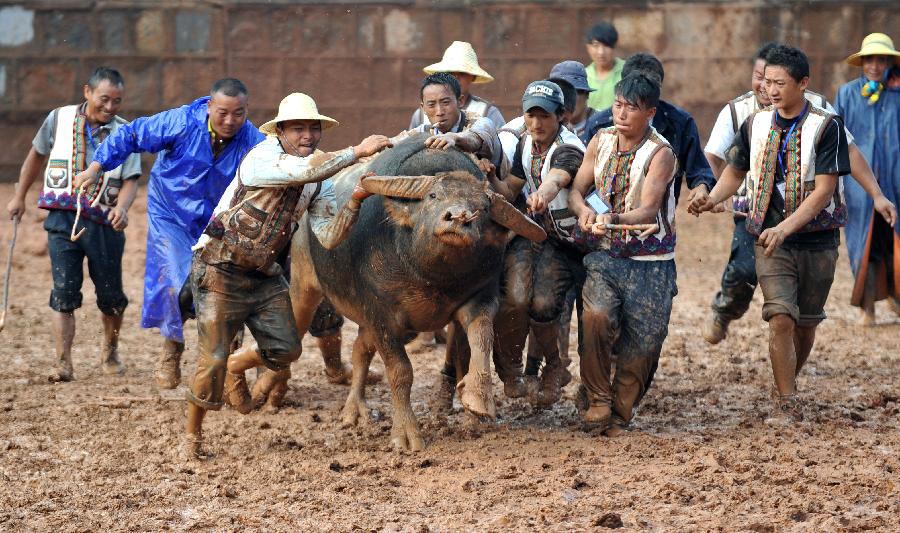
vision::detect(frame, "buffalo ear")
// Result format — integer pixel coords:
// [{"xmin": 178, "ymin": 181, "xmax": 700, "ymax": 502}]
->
[
  {"xmin": 361, "ymin": 175, "xmax": 440, "ymax": 199},
  {"xmin": 382, "ymin": 199, "xmax": 415, "ymax": 228},
  {"xmin": 488, "ymin": 192, "xmax": 547, "ymax": 242}
]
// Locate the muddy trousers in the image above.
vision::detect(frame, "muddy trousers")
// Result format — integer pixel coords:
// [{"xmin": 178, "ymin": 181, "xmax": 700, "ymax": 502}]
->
[
  {"xmin": 186, "ymin": 258, "xmax": 302, "ymax": 410},
  {"xmin": 580, "ymin": 252, "xmax": 677, "ymax": 425},
  {"xmin": 488, "ymin": 237, "xmax": 585, "ymax": 382},
  {"xmin": 711, "ymin": 217, "xmax": 757, "ymax": 322}
]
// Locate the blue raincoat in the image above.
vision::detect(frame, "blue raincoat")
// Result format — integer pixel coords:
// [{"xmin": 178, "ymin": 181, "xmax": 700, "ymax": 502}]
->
[
  {"xmin": 834, "ymin": 78, "xmax": 900, "ymax": 282},
  {"xmin": 92, "ymin": 96, "xmax": 265, "ymax": 341}
]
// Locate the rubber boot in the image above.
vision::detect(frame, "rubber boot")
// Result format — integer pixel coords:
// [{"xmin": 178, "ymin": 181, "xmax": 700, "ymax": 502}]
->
[{"xmin": 156, "ymin": 339, "xmax": 184, "ymax": 389}]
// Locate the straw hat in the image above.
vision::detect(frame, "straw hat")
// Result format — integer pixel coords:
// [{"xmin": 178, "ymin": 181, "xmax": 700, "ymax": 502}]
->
[
  {"xmin": 845, "ymin": 33, "xmax": 900, "ymax": 67},
  {"xmin": 423, "ymin": 41, "xmax": 494, "ymax": 84},
  {"xmin": 259, "ymin": 93, "xmax": 338, "ymax": 136}
]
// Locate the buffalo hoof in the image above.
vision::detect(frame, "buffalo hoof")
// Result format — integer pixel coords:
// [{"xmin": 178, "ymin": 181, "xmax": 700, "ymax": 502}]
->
[
  {"xmin": 456, "ymin": 370, "xmax": 496, "ymax": 419},
  {"xmin": 341, "ymin": 396, "xmax": 371, "ymax": 427},
  {"xmin": 390, "ymin": 422, "xmax": 425, "ymax": 452}
]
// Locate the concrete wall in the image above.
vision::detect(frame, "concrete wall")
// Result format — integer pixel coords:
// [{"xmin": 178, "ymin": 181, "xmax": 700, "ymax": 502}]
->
[{"xmin": 0, "ymin": 1, "xmax": 895, "ymax": 180}]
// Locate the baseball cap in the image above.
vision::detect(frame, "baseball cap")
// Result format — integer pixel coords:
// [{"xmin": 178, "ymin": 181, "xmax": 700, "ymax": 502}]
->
[
  {"xmin": 548, "ymin": 61, "xmax": 595, "ymax": 92},
  {"xmin": 522, "ymin": 80, "xmax": 565, "ymax": 114}
]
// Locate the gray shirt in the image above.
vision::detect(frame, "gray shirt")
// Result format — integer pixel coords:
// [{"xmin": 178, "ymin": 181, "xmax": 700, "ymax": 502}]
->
[{"xmin": 33, "ymin": 104, "xmax": 142, "ymax": 180}]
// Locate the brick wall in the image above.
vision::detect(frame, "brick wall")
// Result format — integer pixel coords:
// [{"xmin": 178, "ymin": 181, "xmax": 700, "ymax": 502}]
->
[{"xmin": 0, "ymin": 0, "xmax": 895, "ymax": 180}]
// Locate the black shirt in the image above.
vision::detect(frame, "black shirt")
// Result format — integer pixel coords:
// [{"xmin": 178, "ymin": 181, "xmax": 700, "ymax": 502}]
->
[{"xmin": 728, "ymin": 110, "xmax": 850, "ymax": 250}]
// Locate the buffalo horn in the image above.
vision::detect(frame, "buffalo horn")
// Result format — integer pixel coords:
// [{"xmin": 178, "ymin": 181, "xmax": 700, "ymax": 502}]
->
[
  {"xmin": 360, "ymin": 175, "xmax": 440, "ymax": 199},
  {"xmin": 488, "ymin": 192, "xmax": 547, "ymax": 242}
]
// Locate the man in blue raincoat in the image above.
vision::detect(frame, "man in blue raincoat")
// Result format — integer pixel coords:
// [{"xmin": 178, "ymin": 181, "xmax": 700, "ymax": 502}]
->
[
  {"xmin": 835, "ymin": 33, "xmax": 900, "ymax": 325},
  {"xmin": 74, "ymin": 78, "xmax": 265, "ymax": 388}
]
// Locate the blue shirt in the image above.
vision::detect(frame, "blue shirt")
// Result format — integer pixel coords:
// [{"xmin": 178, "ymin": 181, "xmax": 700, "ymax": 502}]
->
[{"xmin": 582, "ymin": 99, "xmax": 715, "ymax": 202}]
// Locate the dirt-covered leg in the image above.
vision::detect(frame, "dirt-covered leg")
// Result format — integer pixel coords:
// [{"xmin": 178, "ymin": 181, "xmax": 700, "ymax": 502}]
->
[
  {"xmin": 341, "ymin": 329, "xmax": 377, "ymax": 427},
  {"xmin": 376, "ymin": 336, "xmax": 424, "ymax": 452},
  {"xmin": 454, "ymin": 287, "xmax": 499, "ymax": 419}
]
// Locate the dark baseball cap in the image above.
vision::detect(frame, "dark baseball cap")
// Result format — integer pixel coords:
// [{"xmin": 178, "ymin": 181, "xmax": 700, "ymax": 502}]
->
[
  {"xmin": 548, "ymin": 61, "xmax": 595, "ymax": 92},
  {"xmin": 522, "ymin": 80, "xmax": 565, "ymax": 114}
]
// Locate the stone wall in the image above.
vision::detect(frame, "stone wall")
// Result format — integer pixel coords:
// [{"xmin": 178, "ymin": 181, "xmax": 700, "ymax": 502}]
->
[{"xmin": 0, "ymin": 0, "xmax": 895, "ymax": 180}]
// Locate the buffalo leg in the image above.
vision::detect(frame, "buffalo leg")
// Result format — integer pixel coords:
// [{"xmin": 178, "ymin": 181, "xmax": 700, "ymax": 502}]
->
[
  {"xmin": 376, "ymin": 336, "xmax": 424, "ymax": 452},
  {"xmin": 341, "ymin": 328, "xmax": 377, "ymax": 427},
  {"xmin": 454, "ymin": 289, "xmax": 499, "ymax": 419}
]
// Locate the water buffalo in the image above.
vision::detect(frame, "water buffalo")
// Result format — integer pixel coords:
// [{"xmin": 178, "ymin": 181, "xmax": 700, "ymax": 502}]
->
[{"xmin": 241, "ymin": 134, "xmax": 546, "ymax": 451}]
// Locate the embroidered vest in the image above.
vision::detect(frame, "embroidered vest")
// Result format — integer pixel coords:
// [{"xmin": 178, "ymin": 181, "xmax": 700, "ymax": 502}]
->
[
  {"xmin": 38, "ymin": 105, "xmax": 125, "ymax": 224},
  {"xmin": 745, "ymin": 104, "xmax": 846, "ymax": 236},
  {"xmin": 200, "ymin": 160, "xmax": 321, "ymax": 275},
  {"xmin": 728, "ymin": 90, "xmax": 829, "ymax": 213},
  {"xmin": 522, "ymin": 126, "xmax": 585, "ymax": 246},
  {"xmin": 592, "ymin": 126, "xmax": 677, "ymax": 260}
]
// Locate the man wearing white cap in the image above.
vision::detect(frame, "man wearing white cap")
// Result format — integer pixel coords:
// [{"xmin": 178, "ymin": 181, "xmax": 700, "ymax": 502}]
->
[
  {"xmin": 408, "ymin": 41, "xmax": 506, "ymax": 130},
  {"xmin": 835, "ymin": 33, "xmax": 900, "ymax": 325},
  {"xmin": 182, "ymin": 93, "xmax": 392, "ymax": 458}
]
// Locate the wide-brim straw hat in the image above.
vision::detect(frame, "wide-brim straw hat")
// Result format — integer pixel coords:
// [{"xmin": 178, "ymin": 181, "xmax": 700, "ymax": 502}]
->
[
  {"xmin": 423, "ymin": 41, "xmax": 494, "ymax": 84},
  {"xmin": 259, "ymin": 93, "xmax": 338, "ymax": 136},
  {"xmin": 845, "ymin": 32, "xmax": 900, "ymax": 67}
]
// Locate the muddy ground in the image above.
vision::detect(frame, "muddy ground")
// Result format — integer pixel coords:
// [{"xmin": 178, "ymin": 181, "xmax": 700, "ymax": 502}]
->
[{"xmin": 0, "ymin": 182, "xmax": 897, "ymax": 532}]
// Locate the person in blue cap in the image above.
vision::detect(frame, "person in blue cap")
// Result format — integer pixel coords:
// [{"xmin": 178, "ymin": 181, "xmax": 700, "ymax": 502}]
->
[
  {"xmin": 547, "ymin": 60, "xmax": 597, "ymax": 141},
  {"xmin": 74, "ymin": 78, "xmax": 265, "ymax": 390}
]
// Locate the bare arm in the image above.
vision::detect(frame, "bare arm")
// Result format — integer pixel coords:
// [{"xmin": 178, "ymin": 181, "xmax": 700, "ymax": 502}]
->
[
  {"xmin": 689, "ymin": 163, "xmax": 745, "ymax": 215},
  {"xmin": 757, "ymin": 173, "xmax": 838, "ymax": 256},
  {"xmin": 593, "ymin": 148, "xmax": 675, "ymax": 233},
  {"xmin": 6, "ymin": 147, "xmax": 48, "ymax": 220},
  {"xmin": 848, "ymin": 143, "xmax": 896, "ymax": 226},
  {"xmin": 569, "ymin": 135, "xmax": 600, "ymax": 231},
  {"xmin": 526, "ymin": 168, "xmax": 572, "ymax": 214},
  {"xmin": 107, "ymin": 177, "xmax": 140, "ymax": 231},
  {"xmin": 704, "ymin": 151, "xmax": 727, "ymax": 179}
]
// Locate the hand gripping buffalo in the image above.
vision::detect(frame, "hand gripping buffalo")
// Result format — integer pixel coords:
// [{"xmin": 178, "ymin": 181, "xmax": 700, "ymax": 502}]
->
[{"xmin": 253, "ymin": 134, "xmax": 545, "ymax": 451}]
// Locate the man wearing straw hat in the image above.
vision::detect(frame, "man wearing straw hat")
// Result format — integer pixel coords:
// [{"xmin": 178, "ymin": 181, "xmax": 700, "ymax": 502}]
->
[
  {"xmin": 182, "ymin": 93, "xmax": 392, "ymax": 458},
  {"xmin": 835, "ymin": 32, "xmax": 900, "ymax": 325},
  {"xmin": 6, "ymin": 67, "xmax": 142, "ymax": 382},
  {"xmin": 408, "ymin": 41, "xmax": 506, "ymax": 130},
  {"xmin": 569, "ymin": 73, "xmax": 677, "ymax": 435}
]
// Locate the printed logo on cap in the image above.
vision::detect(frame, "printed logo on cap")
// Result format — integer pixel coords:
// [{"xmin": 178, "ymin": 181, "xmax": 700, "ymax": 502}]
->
[{"xmin": 528, "ymin": 85, "xmax": 557, "ymax": 98}]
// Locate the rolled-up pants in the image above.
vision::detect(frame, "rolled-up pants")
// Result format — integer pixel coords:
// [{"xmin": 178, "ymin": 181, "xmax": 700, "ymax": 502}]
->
[
  {"xmin": 186, "ymin": 256, "xmax": 302, "ymax": 410},
  {"xmin": 580, "ymin": 251, "xmax": 677, "ymax": 425}
]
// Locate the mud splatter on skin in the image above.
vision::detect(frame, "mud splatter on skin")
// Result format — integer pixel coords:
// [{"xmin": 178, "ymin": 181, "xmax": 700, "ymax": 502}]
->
[{"xmin": 0, "ymin": 183, "xmax": 897, "ymax": 531}]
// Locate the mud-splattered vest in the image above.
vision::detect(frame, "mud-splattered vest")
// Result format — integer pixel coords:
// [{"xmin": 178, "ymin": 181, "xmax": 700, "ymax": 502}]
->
[
  {"xmin": 38, "ymin": 104, "xmax": 125, "ymax": 224},
  {"xmin": 200, "ymin": 157, "xmax": 322, "ymax": 275},
  {"xmin": 498, "ymin": 117, "xmax": 586, "ymax": 245},
  {"xmin": 729, "ymin": 90, "xmax": 829, "ymax": 213},
  {"xmin": 593, "ymin": 126, "xmax": 677, "ymax": 260},
  {"xmin": 745, "ymin": 104, "xmax": 846, "ymax": 236}
]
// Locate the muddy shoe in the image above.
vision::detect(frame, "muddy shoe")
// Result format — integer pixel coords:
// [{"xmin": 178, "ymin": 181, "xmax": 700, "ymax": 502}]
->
[
  {"xmin": 583, "ymin": 404, "xmax": 613, "ymax": 429},
  {"xmin": 155, "ymin": 340, "xmax": 184, "ymax": 389},
  {"xmin": 534, "ymin": 360, "xmax": 572, "ymax": 407},
  {"xmin": 224, "ymin": 371, "xmax": 253, "ymax": 414},
  {"xmin": 49, "ymin": 354, "xmax": 74, "ymax": 383},
  {"xmin": 703, "ymin": 316, "xmax": 729, "ymax": 345},
  {"xmin": 100, "ymin": 344, "xmax": 125, "ymax": 376},
  {"xmin": 502, "ymin": 375, "xmax": 539, "ymax": 399},
  {"xmin": 765, "ymin": 395, "xmax": 804, "ymax": 426}
]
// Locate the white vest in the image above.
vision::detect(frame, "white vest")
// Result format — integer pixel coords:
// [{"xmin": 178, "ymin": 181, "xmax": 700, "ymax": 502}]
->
[
  {"xmin": 728, "ymin": 90, "xmax": 829, "ymax": 213},
  {"xmin": 41, "ymin": 105, "xmax": 125, "ymax": 219},
  {"xmin": 499, "ymin": 117, "xmax": 586, "ymax": 243},
  {"xmin": 593, "ymin": 126, "xmax": 677, "ymax": 260},
  {"xmin": 745, "ymin": 104, "xmax": 846, "ymax": 235}
]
